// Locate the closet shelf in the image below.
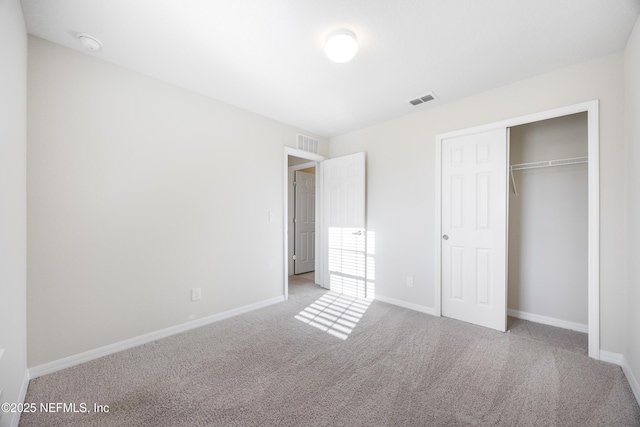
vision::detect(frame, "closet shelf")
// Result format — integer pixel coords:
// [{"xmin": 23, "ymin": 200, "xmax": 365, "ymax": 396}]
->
[
  {"xmin": 510, "ymin": 156, "xmax": 588, "ymax": 171},
  {"xmin": 510, "ymin": 156, "xmax": 588, "ymax": 196}
]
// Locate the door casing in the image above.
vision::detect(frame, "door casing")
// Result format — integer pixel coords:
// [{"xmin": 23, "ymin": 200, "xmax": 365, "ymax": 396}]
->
[
  {"xmin": 288, "ymin": 162, "xmax": 318, "ymax": 277},
  {"xmin": 293, "ymin": 170, "xmax": 316, "ymax": 274},
  {"xmin": 283, "ymin": 147, "xmax": 327, "ymax": 300},
  {"xmin": 435, "ymin": 100, "xmax": 600, "ymax": 359}
]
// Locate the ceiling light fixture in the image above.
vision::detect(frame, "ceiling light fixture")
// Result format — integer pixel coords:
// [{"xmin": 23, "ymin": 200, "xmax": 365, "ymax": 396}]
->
[
  {"xmin": 325, "ymin": 28, "xmax": 358, "ymax": 63},
  {"xmin": 76, "ymin": 33, "xmax": 102, "ymax": 51}
]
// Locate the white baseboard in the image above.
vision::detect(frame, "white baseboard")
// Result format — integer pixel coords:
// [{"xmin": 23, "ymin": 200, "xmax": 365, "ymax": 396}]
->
[
  {"xmin": 599, "ymin": 350, "xmax": 624, "ymax": 365},
  {"xmin": 599, "ymin": 351, "xmax": 640, "ymax": 407},
  {"xmin": 9, "ymin": 370, "xmax": 30, "ymax": 427},
  {"xmin": 375, "ymin": 294, "xmax": 436, "ymax": 316},
  {"xmin": 507, "ymin": 309, "xmax": 588, "ymax": 333},
  {"xmin": 29, "ymin": 295, "xmax": 284, "ymax": 379},
  {"xmin": 622, "ymin": 356, "xmax": 640, "ymax": 407}
]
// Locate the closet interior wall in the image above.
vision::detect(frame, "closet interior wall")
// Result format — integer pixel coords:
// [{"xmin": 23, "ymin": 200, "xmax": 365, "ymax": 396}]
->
[{"xmin": 508, "ymin": 112, "xmax": 588, "ymax": 329}]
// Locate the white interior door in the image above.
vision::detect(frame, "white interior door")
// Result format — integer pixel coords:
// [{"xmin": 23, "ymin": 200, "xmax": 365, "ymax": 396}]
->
[
  {"xmin": 294, "ymin": 170, "xmax": 316, "ymax": 274},
  {"xmin": 441, "ymin": 128, "xmax": 508, "ymax": 331},
  {"xmin": 323, "ymin": 152, "xmax": 367, "ymax": 298}
]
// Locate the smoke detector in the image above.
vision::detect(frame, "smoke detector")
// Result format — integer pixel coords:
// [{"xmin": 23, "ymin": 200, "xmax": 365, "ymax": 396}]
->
[{"xmin": 76, "ymin": 33, "xmax": 102, "ymax": 51}]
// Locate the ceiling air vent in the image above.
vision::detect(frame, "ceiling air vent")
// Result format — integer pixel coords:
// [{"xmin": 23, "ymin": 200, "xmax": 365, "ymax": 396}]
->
[
  {"xmin": 297, "ymin": 134, "xmax": 319, "ymax": 154},
  {"xmin": 409, "ymin": 92, "xmax": 438, "ymax": 106}
]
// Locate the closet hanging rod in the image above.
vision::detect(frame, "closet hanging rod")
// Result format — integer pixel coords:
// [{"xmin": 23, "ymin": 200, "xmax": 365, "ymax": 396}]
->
[
  {"xmin": 510, "ymin": 156, "xmax": 588, "ymax": 171},
  {"xmin": 510, "ymin": 156, "xmax": 588, "ymax": 196}
]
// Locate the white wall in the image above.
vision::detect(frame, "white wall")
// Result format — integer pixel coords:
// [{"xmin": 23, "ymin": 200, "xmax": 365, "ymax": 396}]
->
[
  {"xmin": 27, "ymin": 36, "xmax": 327, "ymax": 367},
  {"xmin": 508, "ymin": 114, "xmax": 588, "ymax": 326},
  {"xmin": 0, "ymin": 0, "xmax": 28, "ymax": 426},
  {"xmin": 330, "ymin": 52, "xmax": 626, "ymax": 353},
  {"xmin": 624, "ymin": 15, "xmax": 640, "ymax": 396}
]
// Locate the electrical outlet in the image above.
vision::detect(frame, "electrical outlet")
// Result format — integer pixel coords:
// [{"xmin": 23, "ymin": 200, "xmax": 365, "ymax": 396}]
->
[
  {"xmin": 406, "ymin": 276, "xmax": 414, "ymax": 287},
  {"xmin": 191, "ymin": 287, "xmax": 201, "ymax": 301}
]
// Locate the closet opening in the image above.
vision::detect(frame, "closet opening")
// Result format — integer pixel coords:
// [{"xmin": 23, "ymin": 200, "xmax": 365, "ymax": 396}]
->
[
  {"xmin": 507, "ymin": 112, "xmax": 589, "ymax": 354},
  {"xmin": 435, "ymin": 99, "xmax": 599, "ymax": 358}
]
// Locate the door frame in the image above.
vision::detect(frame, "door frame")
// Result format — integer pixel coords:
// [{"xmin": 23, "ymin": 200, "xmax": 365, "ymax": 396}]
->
[
  {"xmin": 434, "ymin": 100, "xmax": 600, "ymax": 359},
  {"xmin": 283, "ymin": 147, "xmax": 327, "ymax": 300},
  {"xmin": 289, "ymin": 164, "xmax": 317, "ymax": 276}
]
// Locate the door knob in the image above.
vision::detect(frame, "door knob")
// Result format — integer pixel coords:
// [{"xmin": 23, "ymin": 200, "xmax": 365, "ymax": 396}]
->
[{"xmin": 442, "ymin": 234, "xmax": 449, "ymax": 240}]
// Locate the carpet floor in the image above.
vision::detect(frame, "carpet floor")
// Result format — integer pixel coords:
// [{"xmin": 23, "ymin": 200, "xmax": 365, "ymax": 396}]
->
[{"xmin": 20, "ymin": 276, "xmax": 640, "ymax": 426}]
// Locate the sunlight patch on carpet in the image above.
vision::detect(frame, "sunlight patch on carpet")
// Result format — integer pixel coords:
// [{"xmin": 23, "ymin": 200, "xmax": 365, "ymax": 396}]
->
[{"xmin": 295, "ymin": 291, "xmax": 371, "ymax": 339}]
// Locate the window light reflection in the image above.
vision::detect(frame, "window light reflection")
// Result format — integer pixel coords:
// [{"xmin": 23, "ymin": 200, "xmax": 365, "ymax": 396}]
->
[
  {"xmin": 327, "ymin": 227, "xmax": 375, "ymax": 299},
  {"xmin": 295, "ymin": 291, "xmax": 372, "ymax": 340}
]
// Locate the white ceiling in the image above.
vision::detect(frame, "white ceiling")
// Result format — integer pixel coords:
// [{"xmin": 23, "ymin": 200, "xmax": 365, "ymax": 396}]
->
[{"xmin": 20, "ymin": 0, "xmax": 640, "ymax": 137}]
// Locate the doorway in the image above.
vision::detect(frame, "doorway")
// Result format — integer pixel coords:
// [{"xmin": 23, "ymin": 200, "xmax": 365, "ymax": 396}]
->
[
  {"xmin": 508, "ymin": 113, "xmax": 588, "ymax": 337},
  {"xmin": 435, "ymin": 100, "xmax": 600, "ymax": 359},
  {"xmin": 283, "ymin": 148, "xmax": 326, "ymax": 300},
  {"xmin": 283, "ymin": 148, "xmax": 368, "ymax": 301},
  {"xmin": 289, "ymin": 160, "xmax": 316, "ymax": 276}
]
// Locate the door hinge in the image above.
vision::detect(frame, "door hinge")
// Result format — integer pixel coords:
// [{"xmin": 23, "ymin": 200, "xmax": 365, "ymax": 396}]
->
[
  {"xmin": 293, "ymin": 255, "xmax": 297, "ymax": 260},
  {"xmin": 293, "ymin": 218, "xmax": 298, "ymax": 223},
  {"xmin": 293, "ymin": 181, "xmax": 297, "ymax": 186}
]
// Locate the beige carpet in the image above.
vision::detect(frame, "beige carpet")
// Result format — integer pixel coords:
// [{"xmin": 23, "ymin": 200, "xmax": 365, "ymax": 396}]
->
[{"xmin": 20, "ymin": 277, "xmax": 640, "ymax": 426}]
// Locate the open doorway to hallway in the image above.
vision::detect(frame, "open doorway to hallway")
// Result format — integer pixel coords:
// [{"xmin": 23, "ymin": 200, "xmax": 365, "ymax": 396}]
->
[{"xmin": 287, "ymin": 155, "xmax": 319, "ymax": 294}]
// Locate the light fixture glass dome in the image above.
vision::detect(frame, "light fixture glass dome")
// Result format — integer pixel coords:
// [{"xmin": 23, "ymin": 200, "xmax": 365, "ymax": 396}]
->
[{"xmin": 325, "ymin": 29, "xmax": 358, "ymax": 63}]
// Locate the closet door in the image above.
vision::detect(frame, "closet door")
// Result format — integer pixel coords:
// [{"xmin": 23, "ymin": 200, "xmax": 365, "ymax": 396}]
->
[{"xmin": 441, "ymin": 128, "xmax": 508, "ymax": 331}]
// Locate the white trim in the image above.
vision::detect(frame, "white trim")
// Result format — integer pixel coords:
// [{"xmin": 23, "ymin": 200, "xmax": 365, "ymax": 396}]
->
[
  {"xmin": 621, "ymin": 355, "xmax": 640, "ymax": 407},
  {"xmin": 315, "ymin": 165, "xmax": 325, "ymax": 288},
  {"xmin": 375, "ymin": 294, "xmax": 436, "ymax": 316},
  {"xmin": 7, "ymin": 370, "xmax": 30, "ymax": 427},
  {"xmin": 507, "ymin": 309, "xmax": 588, "ymax": 334},
  {"xmin": 287, "ymin": 162, "xmax": 318, "ymax": 277},
  {"xmin": 437, "ymin": 101, "xmax": 598, "ymax": 139},
  {"xmin": 434, "ymin": 136, "xmax": 442, "ymax": 317},
  {"xmin": 284, "ymin": 147, "xmax": 326, "ymax": 163},
  {"xmin": 600, "ymin": 350, "xmax": 625, "ymax": 365},
  {"xmin": 586, "ymin": 101, "xmax": 600, "ymax": 360},
  {"xmin": 283, "ymin": 147, "xmax": 327, "ymax": 300},
  {"xmin": 289, "ymin": 162, "xmax": 317, "ymax": 172},
  {"xmin": 29, "ymin": 295, "xmax": 284, "ymax": 379},
  {"xmin": 435, "ymin": 100, "xmax": 600, "ymax": 359}
]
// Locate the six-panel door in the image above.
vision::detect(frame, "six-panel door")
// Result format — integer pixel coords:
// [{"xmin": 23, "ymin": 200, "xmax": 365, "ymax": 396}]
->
[{"xmin": 441, "ymin": 128, "xmax": 508, "ymax": 331}]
